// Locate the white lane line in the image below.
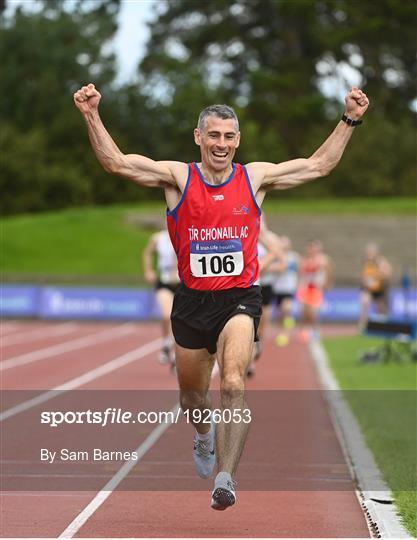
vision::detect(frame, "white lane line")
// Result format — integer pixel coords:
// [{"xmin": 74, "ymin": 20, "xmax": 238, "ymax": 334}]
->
[
  {"xmin": 2, "ymin": 323, "xmax": 79, "ymax": 347},
  {"xmin": 0, "ymin": 337, "xmax": 163, "ymax": 422},
  {"xmin": 58, "ymin": 403, "xmax": 180, "ymax": 538},
  {"xmin": 58, "ymin": 364, "xmax": 220, "ymax": 538},
  {"xmin": 1, "ymin": 324, "xmax": 137, "ymax": 371}
]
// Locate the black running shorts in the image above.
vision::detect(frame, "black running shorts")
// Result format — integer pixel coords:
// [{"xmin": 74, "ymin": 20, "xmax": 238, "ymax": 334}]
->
[
  {"xmin": 275, "ymin": 292, "xmax": 294, "ymax": 306},
  {"xmin": 260, "ymin": 284, "xmax": 273, "ymax": 306},
  {"xmin": 361, "ymin": 285, "xmax": 388, "ymax": 301},
  {"xmin": 171, "ymin": 284, "xmax": 262, "ymax": 354},
  {"xmin": 156, "ymin": 280, "xmax": 179, "ymax": 294}
]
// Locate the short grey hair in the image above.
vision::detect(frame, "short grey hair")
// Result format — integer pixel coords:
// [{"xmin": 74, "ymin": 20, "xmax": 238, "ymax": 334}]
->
[{"xmin": 197, "ymin": 104, "xmax": 239, "ymax": 132}]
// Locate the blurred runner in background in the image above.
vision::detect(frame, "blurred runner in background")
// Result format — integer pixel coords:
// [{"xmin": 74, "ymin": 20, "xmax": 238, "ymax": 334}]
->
[
  {"xmin": 359, "ymin": 242, "xmax": 392, "ymax": 329},
  {"xmin": 272, "ymin": 236, "xmax": 300, "ymax": 347},
  {"xmin": 297, "ymin": 239, "xmax": 332, "ymax": 342},
  {"xmin": 143, "ymin": 228, "xmax": 179, "ymax": 368},
  {"xmin": 249, "ymin": 217, "xmax": 285, "ymax": 375}
]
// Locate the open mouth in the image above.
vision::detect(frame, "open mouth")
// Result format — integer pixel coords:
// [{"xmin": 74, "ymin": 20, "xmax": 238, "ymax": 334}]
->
[{"xmin": 212, "ymin": 152, "xmax": 228, "ymax": 159}]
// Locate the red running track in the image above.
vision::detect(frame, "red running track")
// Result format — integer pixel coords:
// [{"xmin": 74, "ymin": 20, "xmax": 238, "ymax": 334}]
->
[{"xmin": 0, "ymin": 321, "xmax": 369, "ymax": 538}]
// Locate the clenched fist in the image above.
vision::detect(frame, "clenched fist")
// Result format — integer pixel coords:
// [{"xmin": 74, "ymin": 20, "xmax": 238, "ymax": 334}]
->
[
  {"xmin": 344, "ymin": 87, "xmax": 369, "ymax": 120},
  {"xmin": 73, "ymin": 83, "xmax": 101, "ymax": 114}
]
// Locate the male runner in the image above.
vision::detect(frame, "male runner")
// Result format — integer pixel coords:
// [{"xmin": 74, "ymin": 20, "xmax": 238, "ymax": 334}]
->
[
  {"xmin": 254, "ymin": 220, "xmax": 285, "ymax": 365},
  {"xmin": 359, "ymin": 242, "xmax": 392, "ymax": 328},
  {"xmin": 272, "ymin": 236, "xmax": 300, "ymax": 346},
  {"xmin": 143, "ymin": 228, "xmax": 179, "ymax": 367},
  {"xmin": 74, "ymin": 83, "xmax": 369, "ymax": 510}
]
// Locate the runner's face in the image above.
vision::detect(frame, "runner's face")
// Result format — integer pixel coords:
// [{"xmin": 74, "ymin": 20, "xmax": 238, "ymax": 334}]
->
[
  {"xmin": 307, "ymin": 241, "xmax": 321, "ymax": 256},
  {"xmin": 365, "ymin": 244, "xmax": 378, "ymax": 259},
  {"xmin": 194, "ymin": 117, "xmax": 240, "ymax": 172}
]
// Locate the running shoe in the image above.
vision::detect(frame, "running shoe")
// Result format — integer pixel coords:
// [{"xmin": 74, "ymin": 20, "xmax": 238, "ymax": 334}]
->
[
  {"xmin": 159, "ymin": 346, "xmax": 170, "ymax": 365},
  {"xmin": 169, "ymin": 352, "xmax": 176, "ymax": 375},
  {"xmin": 193, "ymin": 419, "xmax": 216, "ymax": 479},
  {"xmin": 298, "ymin": 329, "xmax": 310, "ymax": 344},
  {"xmin": 310, "ymin": 328, "xmax": 321, "ymax": 341},
  {"xmin": 283, "ymin": 316, "xmax": 296, "ymax": 330},
  {"xmin": 211, "ymin": 472, "xmax": 236, "ymax": 511},
  {"xmin": 246, "ymin": 361, "xmax": 256, "ymax": 377},
  {"xmin": 254, "ymin": 340, "xmax": 262, "ymax": 361},
  {"xmin": 275, "ymin": 333, "xmax": 289, "ymax": 347}
]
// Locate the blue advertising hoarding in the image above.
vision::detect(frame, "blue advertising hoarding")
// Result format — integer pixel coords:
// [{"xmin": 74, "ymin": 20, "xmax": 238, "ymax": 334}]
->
[
  {"xmin": 1, "ymin": 284, "xmax": 416, "ymax": 322},
  {"xmin": 0, "ymin": 285, "xmax": 40, "ymax": 317},
  {"xmin": 39, "ymin": 287, "xmax": 156, "ymax": 320}
]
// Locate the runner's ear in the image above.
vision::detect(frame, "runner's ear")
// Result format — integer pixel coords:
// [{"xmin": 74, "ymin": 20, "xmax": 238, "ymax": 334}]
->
[{"xmin": 194, "ymin": 128, "xmax": 202, "ymax": 146}]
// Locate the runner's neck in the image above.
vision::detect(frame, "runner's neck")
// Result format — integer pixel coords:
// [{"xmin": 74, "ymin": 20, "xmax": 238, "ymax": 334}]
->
[{"xmin": 198, "ymin": 163, "xmax": 233, "ymax": 185}]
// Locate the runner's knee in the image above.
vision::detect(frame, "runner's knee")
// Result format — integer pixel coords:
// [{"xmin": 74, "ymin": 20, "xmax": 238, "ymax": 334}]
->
[
  {"xmin": 220, "ymin": 373, "xmax": 245, "ymax": 398},
  {"xmin": 180, "ymin": 390, "xmax": 208, "ymax": 412}
]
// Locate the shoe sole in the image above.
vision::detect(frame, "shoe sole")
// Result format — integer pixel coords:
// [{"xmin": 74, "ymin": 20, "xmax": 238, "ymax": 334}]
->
[{"xmin": 211, "ymin": 488, "xmax": 236, "ymax": 511}]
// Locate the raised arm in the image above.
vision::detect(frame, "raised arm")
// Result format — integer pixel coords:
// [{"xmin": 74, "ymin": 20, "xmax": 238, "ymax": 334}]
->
[
  {"xmin": 73, "ymin": 84, "xmax": 184, "ymax": 188},
  {"xmin": 247, "ymin": 87, "xmax": 369, "ymax": 191}
]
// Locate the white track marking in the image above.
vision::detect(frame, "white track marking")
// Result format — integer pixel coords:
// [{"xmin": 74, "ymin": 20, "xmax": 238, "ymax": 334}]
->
[
  {"xmin": 58, "ymin": 364, "xmax": 220, "ymax": 538},
  {"xmin": 1, "ymin": 324, "xmax": 137, "ymax": 371},
  {"xmin": 2, "ymin": 323, "xmax": 78, "ymax": 347},
  {"xmin": 0, "ymin": 337, "xmax": 163, "ymax": 421},
  {"xmin": 58, "ymin": 403, "xmax": 180, "ymax": 538}
]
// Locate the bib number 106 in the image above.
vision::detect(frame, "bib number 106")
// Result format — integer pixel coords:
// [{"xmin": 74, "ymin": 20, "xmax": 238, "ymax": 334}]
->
[
  {"xmin": 198, "ymin": 254, "xmax": 235, "ymax": 275},
  {"xmin": 190, "ymin": 251, "xmax": 243, "ymax": 277}
]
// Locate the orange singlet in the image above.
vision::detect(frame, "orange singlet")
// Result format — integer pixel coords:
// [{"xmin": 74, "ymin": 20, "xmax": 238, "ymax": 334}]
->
[{"xmin": 297, "ymin": 258, "xmax": 326, "ymax": 308}]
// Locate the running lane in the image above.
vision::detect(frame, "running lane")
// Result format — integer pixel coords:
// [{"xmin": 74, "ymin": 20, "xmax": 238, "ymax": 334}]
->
[
  {"xmin": 1, "ymin": 322, "xmax": 369, "ymax": 537},
  {"xmin": 68, "ymin": 326, "xmax": 369, "ymax": 538}
]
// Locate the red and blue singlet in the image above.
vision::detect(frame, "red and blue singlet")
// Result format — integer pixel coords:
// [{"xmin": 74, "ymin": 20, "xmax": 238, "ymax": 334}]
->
[{"xmin": 166, "ymin": 162, "xmax": 261, "ymax": 291}]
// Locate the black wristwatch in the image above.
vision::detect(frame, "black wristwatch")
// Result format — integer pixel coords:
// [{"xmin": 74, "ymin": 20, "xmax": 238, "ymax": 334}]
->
[{"xmin": 341, "ymin": 113, "xmax": 362, "ymax": 126}]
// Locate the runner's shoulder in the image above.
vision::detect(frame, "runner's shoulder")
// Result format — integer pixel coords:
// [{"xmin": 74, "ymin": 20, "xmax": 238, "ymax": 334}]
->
[{"xmin": 157, "ymin": 161, "xmax": 189, "ymax": 190}]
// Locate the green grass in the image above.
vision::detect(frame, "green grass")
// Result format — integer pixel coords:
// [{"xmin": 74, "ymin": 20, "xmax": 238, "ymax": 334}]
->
[
  {"xmin": 1, "ymin": 197, "xmax": 414, "ymax": 283},
  {"xmin": 1, "ymin": 205, "xmax": 157, "ymax": 282},
  {"xmin": 323, "ymin": 336, "xmax": 417, "ymax": 535}
]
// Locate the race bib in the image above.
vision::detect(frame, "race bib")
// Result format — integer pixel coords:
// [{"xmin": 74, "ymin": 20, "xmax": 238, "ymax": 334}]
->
[{"xmin": 190, "ymin": 240, "xmax": 244, "ymax": 278}]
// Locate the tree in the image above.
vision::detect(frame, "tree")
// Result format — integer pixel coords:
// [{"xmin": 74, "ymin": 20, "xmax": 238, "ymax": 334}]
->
[
  {"xmin": 1, "ymin": 0, "xmax": 415, "ymax": 215},
  {"xmin": 138, "ymin": 0, "xmax": 416, "ymax": 197},
  {"xmin": 0, "ymin": 0, "xmax": 129, "ymax": 214}
]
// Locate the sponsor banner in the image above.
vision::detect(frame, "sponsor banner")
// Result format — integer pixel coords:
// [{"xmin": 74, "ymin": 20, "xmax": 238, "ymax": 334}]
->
[
  {"xmin": 0, "ymin": 285, "xmax": 40, "ymax": 317},
  {"xmin": 1, "ymin": 285, "xmax": 416, "ymax": 322},
  {"xmin": 320, "ymin": 288, "xmax": 417, "ymax": 321},
  {"xmin": 321, "ymin": 288, "xmax": 361, "ymax": 321},
  {"xmin": 390, "ymin": 289, "xmax": 417, "ymax": 319},
  {"xmin": 39, "ymin": 287, "xmax": 156, "ymax": 320},
  {"xmin": 273, "ymin": 288, "xmax": 417, "ymax": 322}
]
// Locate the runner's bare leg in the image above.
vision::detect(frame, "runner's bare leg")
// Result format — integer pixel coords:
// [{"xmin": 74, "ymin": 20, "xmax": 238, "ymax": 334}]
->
[
  {"xmin": 156, "ymin": 288, "xmax": 174, "ymax": 342},
  {"xmin": 176, "ymin": 344, "xmax": 215, "ymax": 435},
  {"xmin": 216, "ymin": 314, "xmax": 254, "ymax": 474}
]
